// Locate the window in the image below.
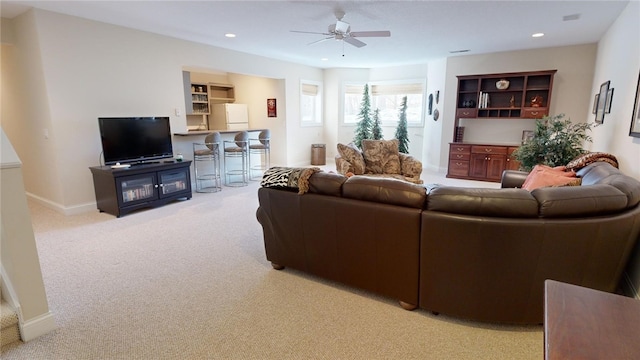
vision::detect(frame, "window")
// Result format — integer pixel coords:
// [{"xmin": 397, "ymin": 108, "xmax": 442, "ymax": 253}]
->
[
  {"xmin": 343, "ymin": 80, "xmax": 425, "ymax": 126},
  {"xmin": 300, "ymin": 80, "xmax": 323, "ymax": 126}
]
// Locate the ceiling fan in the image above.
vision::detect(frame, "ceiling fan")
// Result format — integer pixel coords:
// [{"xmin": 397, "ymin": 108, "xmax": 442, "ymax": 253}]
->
[{"xmin": 291, "ymin": 11, "xmax": 391, "ymax": 48}]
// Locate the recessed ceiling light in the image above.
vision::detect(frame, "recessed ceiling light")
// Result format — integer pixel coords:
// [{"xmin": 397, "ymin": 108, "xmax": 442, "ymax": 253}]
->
[
  {"xmin": 532, "ymin": 33, "xmax": 545, "ymax": 38},
  {"xmin": 225, "ymin": 33, "xmax": 236, "ymax": 38},
  {"xmin": 321, "ymin": 58, "xmax": 328, "ymax": 61}
]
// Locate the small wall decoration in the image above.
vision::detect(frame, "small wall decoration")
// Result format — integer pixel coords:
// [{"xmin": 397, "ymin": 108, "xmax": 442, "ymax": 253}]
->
[
  {"xmin": 435, "ymin": 90, "xmax": 440, "ymax": 104},
  {"xmin": 428, "ymin": 93, "xmax": 433, "ymax": 115},
  {"xmin": 267, "ymin": 98, "xmax": 277, "ymax": 117},
  {"xmin": 522, "ymin": 130, "xmax": 534, "ymax": 144},
  {"xmin": 605, "ymin": 88, "xmax": 614, "ymax": 114},
  {"xmin": 595, "ymin": 80, "xmax": 610, "ymax": 124},
  {"xmin": 496, "ymin": 79, "xmax": 510, "ymax": 90},
  {"xmin": 630, "ymin": 71, "xmax": 640, "ymax": 137},
  {"xmin": 433, "ymin": 108, "xmax": 440, "ymax": 121},
  {"xmin": 592, "ymin": 94, "xmax": 599, "ymax": 115},
  {"xmin": 530, "ymin": 95, "xmax": 543, "ymax": 107}
]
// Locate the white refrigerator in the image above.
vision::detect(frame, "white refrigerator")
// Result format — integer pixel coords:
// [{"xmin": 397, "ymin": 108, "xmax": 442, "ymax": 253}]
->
[{"xmin": 209, "ymin": 103, "xmax": 249, "ymax": 130}]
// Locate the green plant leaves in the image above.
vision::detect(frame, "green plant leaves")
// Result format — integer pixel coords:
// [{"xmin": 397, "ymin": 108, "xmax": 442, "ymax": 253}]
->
[{"xmin": 513, "ymin": 113, "xmax": 593, "ymax": 171}]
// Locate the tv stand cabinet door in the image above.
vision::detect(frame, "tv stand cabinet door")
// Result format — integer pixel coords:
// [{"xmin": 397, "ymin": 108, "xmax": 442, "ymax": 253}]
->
[
  {"xmin": 157, "ymin": 166, "xmax": 191, "ymax": 199},
  {"xmin": 116, "ymin": 173, "xmax": 159, "ymax": 206}
]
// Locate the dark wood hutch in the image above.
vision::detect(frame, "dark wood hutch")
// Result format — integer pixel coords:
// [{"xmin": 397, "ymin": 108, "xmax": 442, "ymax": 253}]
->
[{"xmin": 448, "ymin": 69, "xmax": 557, "ymax": 182}]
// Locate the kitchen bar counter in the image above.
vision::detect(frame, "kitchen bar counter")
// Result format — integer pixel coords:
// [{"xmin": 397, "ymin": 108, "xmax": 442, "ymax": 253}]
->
[{"xmin": 174, "ymin": 129, "xmax": 267, "ymax": 136}]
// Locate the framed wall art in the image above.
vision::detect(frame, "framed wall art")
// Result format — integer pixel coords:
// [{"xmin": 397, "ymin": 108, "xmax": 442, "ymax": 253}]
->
[
  {"xmin": 522, "ymin": 130, "xmax": 534, "ymax": 144},
  {"xmin": 630, "ymin": 71, "xmax": 640, "ymax": 138},
  {"xmin": 267, "ymin": 98, "xmax": 277, "ymax": 117},
  {"xmin": 592, "ymin": 94, "xmax": 599, "ymax": 114},
  {"xmin": 595, "ymin": 80, "xmax": 610, "ymax": 124},
  {"xmin": 605, "ymin": 88, "xmax": 614, "ymax": 113}
]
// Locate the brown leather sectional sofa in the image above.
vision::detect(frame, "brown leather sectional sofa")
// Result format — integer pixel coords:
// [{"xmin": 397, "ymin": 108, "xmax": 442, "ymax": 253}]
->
[{"xmin": 255, "ymin": 162, "xmax": 640, "ymax": 324}]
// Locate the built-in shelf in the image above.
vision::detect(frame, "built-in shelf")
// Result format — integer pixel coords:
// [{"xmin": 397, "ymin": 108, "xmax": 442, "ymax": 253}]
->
[
  {"xmin": 209, "ymin": 83, "xmax": 235, "ymax": 103},
  {"xmin": 454, "ymin": 70, "xmax": 556, "ymax": 126}
]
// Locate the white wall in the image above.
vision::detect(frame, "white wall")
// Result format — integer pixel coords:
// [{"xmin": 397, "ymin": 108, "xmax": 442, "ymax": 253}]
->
[
  {"xmin": 2, "ymin": 8, "xmax": 322, "ymax": 212},
  {"xmin": 441, "ymin": 44, "xmax": 598, "ymax": 172},
  {"xmin": 589, "ymin": 1, "xmax": 640, "ymax": 178},
  {"xmin": 424, "ymin": 58, "xmax": 447, "ymax": 172},
  {"xmin": 590, "ymin": 1, "xmax": 640, "ymax": 297}
]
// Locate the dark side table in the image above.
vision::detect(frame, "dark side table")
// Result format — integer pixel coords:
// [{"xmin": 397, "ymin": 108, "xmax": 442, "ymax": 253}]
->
[{"xmin": 544, "ymin": 279, "xmax": 640, "ymax": 359}]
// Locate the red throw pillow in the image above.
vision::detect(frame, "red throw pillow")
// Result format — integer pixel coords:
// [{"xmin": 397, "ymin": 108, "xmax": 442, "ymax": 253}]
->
[{"xmin": 522, "ymin": 165, "xmax": 581, "ymax": 191}]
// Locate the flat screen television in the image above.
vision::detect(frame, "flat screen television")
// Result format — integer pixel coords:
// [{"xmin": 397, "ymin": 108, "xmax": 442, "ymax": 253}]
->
[{"xmin": 98, "ymin": 117, "xmax": 174, "ymax": 166}]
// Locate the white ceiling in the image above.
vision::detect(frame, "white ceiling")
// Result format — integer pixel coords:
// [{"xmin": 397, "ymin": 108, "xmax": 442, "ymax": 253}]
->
[{"xmin": 0, "ymin": 1, "xmax": 631, "ymax": 69}]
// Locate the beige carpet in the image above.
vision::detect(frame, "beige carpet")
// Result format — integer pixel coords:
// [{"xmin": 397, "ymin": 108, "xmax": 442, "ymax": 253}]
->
[{"xmin": 1, "ymin": 173, "xmax": 541, "ymax": 359}]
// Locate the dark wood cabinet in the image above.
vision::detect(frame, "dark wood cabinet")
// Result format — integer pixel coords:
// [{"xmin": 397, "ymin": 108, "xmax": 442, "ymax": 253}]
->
[
  {"xmin": 448, "ymin": 69, "xmax": 554, "ymax": 181},
  {"xmin": 90, "ymin": 161, "xmax": 192, "ymax": 217},
  {"xmin": 469, "ymin": 145, "xmax": 507, "ymax": 181},
  {"xmin": 447, "ymin": 143, "xmax": 518, "ymax": 182},
  {"xmin": 448, "ymin": 144, "xmax": 471, "ymax": 178}
]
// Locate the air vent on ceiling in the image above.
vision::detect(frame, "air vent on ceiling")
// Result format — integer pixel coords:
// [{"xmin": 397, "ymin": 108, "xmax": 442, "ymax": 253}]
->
[{"xmin": 563, "ymin": 14, "xmax": 581, "ymax": 21}]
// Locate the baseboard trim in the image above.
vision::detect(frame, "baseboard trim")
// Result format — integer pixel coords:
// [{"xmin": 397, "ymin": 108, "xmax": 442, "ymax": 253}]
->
[
  {"xmin": 26, "ymin": 192, "xmax": 95, "ymax": 215},
  {"xmin": 20, "ymin": 311, "xmax": 56, "ymax": 342}
]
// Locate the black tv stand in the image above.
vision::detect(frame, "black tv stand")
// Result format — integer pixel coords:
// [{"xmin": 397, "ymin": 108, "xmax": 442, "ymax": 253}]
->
[
  {"xmin": 90, "ymin": 161, "xmax": 192, "ymax": 217},
  {"xmin": 129, "ymin": 161, "xmax": 161, "ymax": 166}
]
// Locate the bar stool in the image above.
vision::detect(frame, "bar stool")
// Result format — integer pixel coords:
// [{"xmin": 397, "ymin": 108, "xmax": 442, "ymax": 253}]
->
[
  {"xmin": 192, "ymin": 132, "xmax": 222, "ymax": 193},
  {"xmin": 249, "ymin": 129, "xmax": 270, "ymax": 180},
  {"xmin": 223, "ymin": 131, "xmax": 249, "ymax": 187}
]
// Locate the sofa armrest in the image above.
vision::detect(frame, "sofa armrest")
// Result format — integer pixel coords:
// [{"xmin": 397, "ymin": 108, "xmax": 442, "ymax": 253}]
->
[
  {"xmin": 501, "ymin": 170, "xmax": 529, "ymax": 188},
  {"xmin": 399, "ymin": 153, "xmax": 423, "ymax": 182},
  {"xmin": 335, "ymin": 154, "xmax": 355, "ymax": 175}
]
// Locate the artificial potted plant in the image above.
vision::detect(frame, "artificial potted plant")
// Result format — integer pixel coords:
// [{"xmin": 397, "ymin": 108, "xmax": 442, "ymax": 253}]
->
[{"xmin": 513, "ymin": 113, "xmax": 593, "ymax": 172}]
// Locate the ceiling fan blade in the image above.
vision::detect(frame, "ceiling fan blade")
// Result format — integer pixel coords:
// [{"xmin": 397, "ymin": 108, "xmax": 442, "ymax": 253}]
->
[
  {"xmin": 344, "ymin": 37, "xmax": 366, "ymax": 48},
  {"xmin": 350, "ymin": 30, "xmax": 391, "ymax": 38},
  {"xmin": 308, "ymin": 36, "xmax": 334, "ymax": 46},
  {"xmin": 291, "ymin": 30, "xmax": 331, "ymax": 36}
]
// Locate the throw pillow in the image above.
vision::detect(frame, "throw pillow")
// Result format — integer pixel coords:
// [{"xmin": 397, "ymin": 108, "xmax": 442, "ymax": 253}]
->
[
  {"xmin": 565, "ymin": 152, "xmax": 619, "ymax": 171},
  {"xmin": 361, "ymin": 139, "xmax": 402, "ymax": 175},
  {"xmin": 337, "ymin": 143, "xmax": 366, "ymax": 175},
  {"xmin": 522, "ymin": 165, "xmax": 581, "ymax": 191}
]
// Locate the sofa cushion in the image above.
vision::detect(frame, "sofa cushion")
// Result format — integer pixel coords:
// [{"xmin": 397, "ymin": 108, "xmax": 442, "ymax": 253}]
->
[
  {"xmin": 399, "ymin": 153, "xmax": 423, "ymax": 179},
  {"xmin": 337, "ymin": 143, "xmax": 366, "ymax": 175},
  {"xmin": 597, "ymin": 175, "xmax": 640, "ymax": 208},
  {"xmin": 361, "ymin": 139, "xmax": 401, "ymax": 175},
  {"xmin": 342, "ymin": 176, "xmax": 426, "ymax": 209},
  {"xmin": 577, "ymin": 161, "xmax": 621, "ymax": 185},
  {"xmin": 308, "ymin": 172, "xmax": 347, "ymax": 197},
  {"xmin": 426, "ymin": 187, "xmax": 539, "ymax": 218},
  {"xmin": 522, "ymin": 165, "xmax": 580, "ymax": 191},
  {"xmin": 531, "ymin": 184, "xmax": 629, "ymax": 218}
]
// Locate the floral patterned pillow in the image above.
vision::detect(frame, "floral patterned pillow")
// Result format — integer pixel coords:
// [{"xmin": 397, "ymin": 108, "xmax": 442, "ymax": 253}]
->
[
  {"xmin": 361, "ymin": 139, "xmax": 401, "ymax": 175},
  {"xmin": 337, "ymin": 143, "xmax": 366, "ymax": 175}
]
